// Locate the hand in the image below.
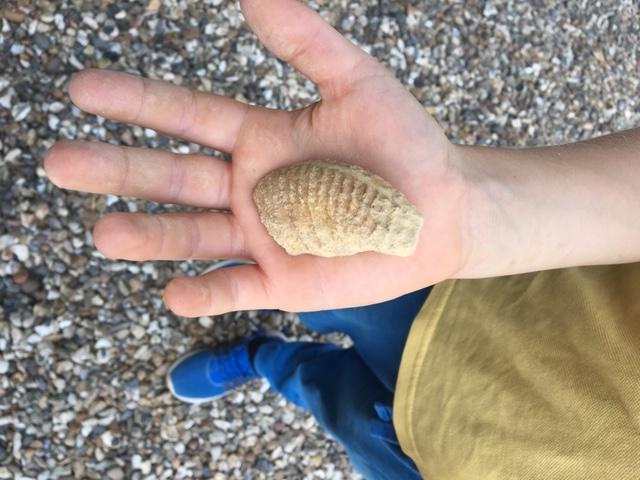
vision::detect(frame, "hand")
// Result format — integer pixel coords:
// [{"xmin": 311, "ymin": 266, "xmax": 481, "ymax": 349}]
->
[{"xmin": 44, "ymin": 0, "xmax": 469, "ymax": 317}]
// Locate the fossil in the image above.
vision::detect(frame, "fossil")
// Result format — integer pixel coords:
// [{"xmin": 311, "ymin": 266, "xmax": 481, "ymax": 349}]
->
[{"xmin": 252, "ymin": 160, "xmax": 423, "ymax": 257}]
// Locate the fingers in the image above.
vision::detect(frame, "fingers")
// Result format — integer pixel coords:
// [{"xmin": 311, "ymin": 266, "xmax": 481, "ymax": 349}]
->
[
  {"xmin": 93, "ymin": 212, "xmax": 247, "ymax": 261},
  {"xmin": 69, "ymin": 69, "xmax": 249, "ymax": 152},
  {"xmin": 163, "ymin": 264, "xmax": 271, "ymax": 317},
  {"xmin": 44, "ymin": 141, "xmax": 230, "ymax": 209},
  {"xmin": 240, "ymin": 0, "xmax": 384, "ymax": 98}
]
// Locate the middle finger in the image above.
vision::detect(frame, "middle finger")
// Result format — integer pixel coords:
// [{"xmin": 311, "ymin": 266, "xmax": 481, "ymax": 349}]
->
[{"xmin": 45, "ymin": 141, "xmax": 231, "ymax": 209}]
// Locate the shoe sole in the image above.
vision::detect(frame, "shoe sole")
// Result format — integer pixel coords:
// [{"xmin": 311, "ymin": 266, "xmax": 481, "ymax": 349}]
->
[{"xmin": 202, "ymin": 258, "xmax": 256, "ymax": 275}]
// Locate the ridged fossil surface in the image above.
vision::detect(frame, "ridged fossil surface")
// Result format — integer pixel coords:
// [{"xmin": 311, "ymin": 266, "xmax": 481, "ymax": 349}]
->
[{"xmin": 252, "ymin": 160, "xmax": 423, "ymax": 257}]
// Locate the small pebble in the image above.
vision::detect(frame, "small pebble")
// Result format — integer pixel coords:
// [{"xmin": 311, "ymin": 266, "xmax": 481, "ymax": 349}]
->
[
  {"xmin": 11, "ymin": 103, "xmax": 31, "ymax": 122},
  {"xmin": 10, "ymin": 244, "xmax": 29, "ymax": 262},
  {"xmin": 106, "ymin": 467, "xmax": 125, "ymax": 480}
]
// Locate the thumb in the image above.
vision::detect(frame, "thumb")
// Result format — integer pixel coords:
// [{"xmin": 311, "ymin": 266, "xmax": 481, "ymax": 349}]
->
[{"xmin": 240, "ymin": 0, "xmax": 383, "ymax": 98}]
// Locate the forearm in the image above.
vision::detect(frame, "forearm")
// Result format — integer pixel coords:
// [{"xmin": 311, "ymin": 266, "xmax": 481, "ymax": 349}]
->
[{"xmin": 453, "ymin": 128, "xmax": 640, "ymax": 278}]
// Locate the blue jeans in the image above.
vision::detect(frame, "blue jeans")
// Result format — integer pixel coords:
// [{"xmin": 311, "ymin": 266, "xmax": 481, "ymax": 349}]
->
[{"xmin": 252, "ymin": 287, "xmax": 432, "ymax": 479}]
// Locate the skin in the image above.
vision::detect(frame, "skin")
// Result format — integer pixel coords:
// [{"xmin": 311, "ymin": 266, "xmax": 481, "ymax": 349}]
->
[
  {"xmin": 45, "ymin": 0, "xmax": 640, "ymax": 317},
  {"xmin": 44, "ymin": 0, "xmax": 466, "ymax": 317}
]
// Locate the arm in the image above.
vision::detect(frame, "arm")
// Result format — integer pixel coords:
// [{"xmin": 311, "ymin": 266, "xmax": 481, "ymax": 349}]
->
[
  {"xmin": 453, "ymin": 128, "xmax": 640, "ymax": 278},
  {"xmin": 43, "ymin": 0, "xmax": 638, "ymax": 318}
]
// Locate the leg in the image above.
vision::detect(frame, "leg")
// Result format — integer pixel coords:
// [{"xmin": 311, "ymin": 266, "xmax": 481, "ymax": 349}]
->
[
  {"xmin": 167, "ymin": 317, "xmax": 423, "ymax": 477},
  {"xmin": 251, "ymin": 338, "xmax": 340, "ymax": 407},
  {"xmin": 297, "ymin": 287, "xmax": 431, "ymax": 391},
  {"xmin": 252, "ymin": 340, "xmax": 421, "ymax": 480}
]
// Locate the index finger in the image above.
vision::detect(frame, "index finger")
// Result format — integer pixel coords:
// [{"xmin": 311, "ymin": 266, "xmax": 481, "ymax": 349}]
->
[{"xmin": 69, "ymin": 69, "xmax": 249, "ymax": 152}]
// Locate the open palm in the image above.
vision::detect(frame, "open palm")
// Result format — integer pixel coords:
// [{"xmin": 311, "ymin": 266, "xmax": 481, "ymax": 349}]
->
[{"xmin": 45, "ymin": 0, "xmax": 469, "ymax": 317}]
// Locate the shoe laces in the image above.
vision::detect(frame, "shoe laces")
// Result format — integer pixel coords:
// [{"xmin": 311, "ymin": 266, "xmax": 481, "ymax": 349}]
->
[{"xmin": 208, "ymin": 341, "xmax": 256, "ymax": 386}]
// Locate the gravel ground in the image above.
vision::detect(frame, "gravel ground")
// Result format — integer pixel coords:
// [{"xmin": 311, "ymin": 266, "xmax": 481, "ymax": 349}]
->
[{"xmin": 1, "ymin": 0, "xmax": 638, "ymax": 479}]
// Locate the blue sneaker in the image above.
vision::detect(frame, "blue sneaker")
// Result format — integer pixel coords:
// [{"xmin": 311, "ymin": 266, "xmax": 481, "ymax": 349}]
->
[{"xmin": 167, "ymin": 333, "xmax": 285, "ymax": 404}]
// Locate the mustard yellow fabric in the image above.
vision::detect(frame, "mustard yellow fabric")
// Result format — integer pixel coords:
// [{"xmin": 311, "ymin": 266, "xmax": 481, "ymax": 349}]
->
[{"xmin": 393, "ymin": 264, "xmax": 640, "ymax": 479}]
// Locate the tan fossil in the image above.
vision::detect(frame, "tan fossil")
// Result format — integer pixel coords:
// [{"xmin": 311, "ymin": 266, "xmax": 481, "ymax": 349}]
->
[{"xmin": 252, "ymin": 160, "xmax": 423, "ymax": 257}]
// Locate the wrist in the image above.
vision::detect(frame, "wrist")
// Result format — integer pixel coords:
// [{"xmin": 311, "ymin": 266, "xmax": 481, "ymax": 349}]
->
[
  {"xmin": 411, "ymin": 140, "xmax": 505, "ymax": 283},
  {"xmin": 448, "ymin": 142, "xmax": 556, "ymax": 278},
  {"xmin": 446, "ymin": 143, "xmax": 511, "ymax": 279},
  {"xmin": 450, "ymin": 136, "xmax": 640, "ymax": 279}
]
